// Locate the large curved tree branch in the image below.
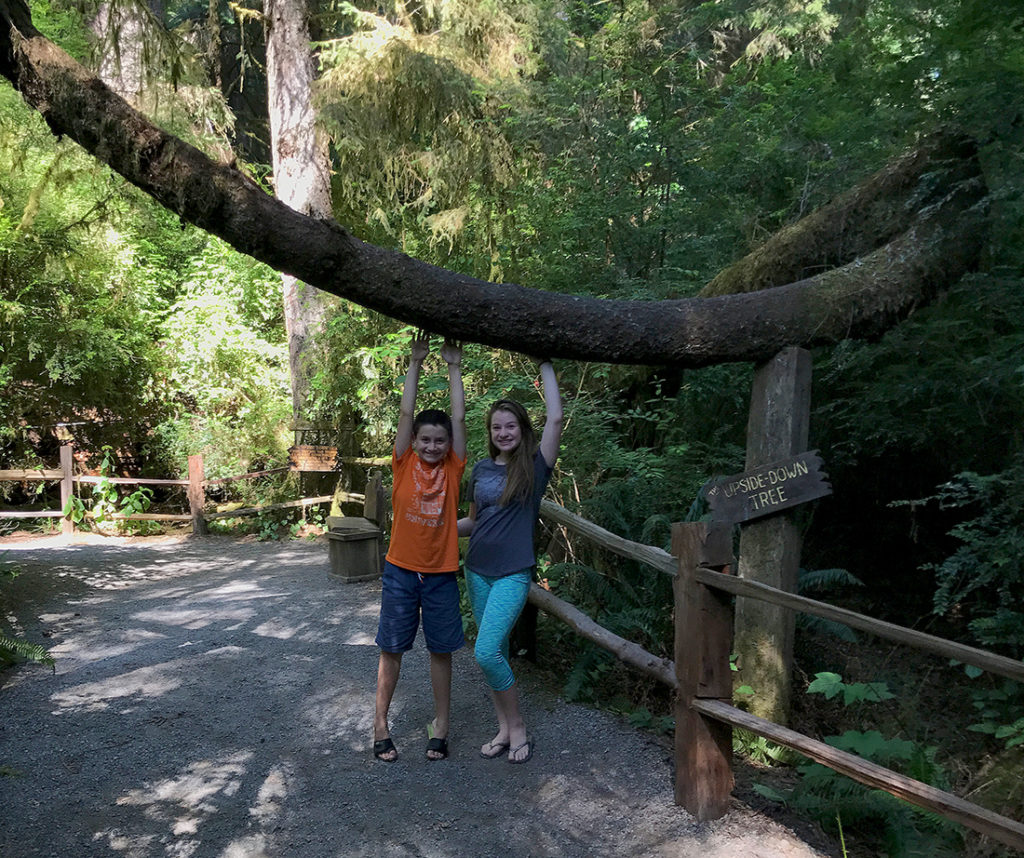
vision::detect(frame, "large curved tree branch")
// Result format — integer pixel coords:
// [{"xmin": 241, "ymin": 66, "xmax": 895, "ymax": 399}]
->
[{"xmin": 0, "ymin": 0, "xmax": 989, "ymax": 366}]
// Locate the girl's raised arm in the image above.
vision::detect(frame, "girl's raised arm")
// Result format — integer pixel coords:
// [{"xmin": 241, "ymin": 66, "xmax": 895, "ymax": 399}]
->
[
  {"xmin": 394, "ymin": 331, "xmax": 429, "ymax": 457},
  {"xmin": 537, "ymin": 360, "xmax": 563, "ymax": 467},
  {"xmin": 441, "ymin": 340, "xmax": 467, "ymax": 460}
]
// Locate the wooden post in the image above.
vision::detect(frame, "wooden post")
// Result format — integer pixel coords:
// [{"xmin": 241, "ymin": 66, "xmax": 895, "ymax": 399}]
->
[
  {"xmin": 187, "ymin": 454, "xmax": 207, "ymax": 536},
  {"xmin": 59, "ymin": 444, "xmax": 74, "ymax": 537},
  {"xmin": 672, "ymin": 521, "xmax": 735, "ymax": 819},
  {"xmin": 733, "ymin": 346, "xmax": 811, "ymax": 725},
  {"xmin": 362, "ymin": 470, "xmax": 385, "ymax": 525}
]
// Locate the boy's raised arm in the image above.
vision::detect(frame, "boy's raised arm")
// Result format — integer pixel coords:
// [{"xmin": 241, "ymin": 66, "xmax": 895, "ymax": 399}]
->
[
  {"xmin": 441, "ymin": 340, "xmax": 467, "ymax": 460},
  {"xmin": 394, "ymin": 332, "xmax": 429, "ymax": 457}
]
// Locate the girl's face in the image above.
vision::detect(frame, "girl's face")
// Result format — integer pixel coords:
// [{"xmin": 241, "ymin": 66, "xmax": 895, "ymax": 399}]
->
[
  {"xmin": 489, "ymin": 409, "xmax": 522, "ymax": 460},
  {"xmin": 412, "ymin": 424, "xmax": 451, "ymax": 465}
]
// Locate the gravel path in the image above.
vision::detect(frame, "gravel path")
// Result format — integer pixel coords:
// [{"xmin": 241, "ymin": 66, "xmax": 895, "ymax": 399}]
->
[{"xmin": 0, "ymin": 533, "xmax": 831, "ymax": 858}]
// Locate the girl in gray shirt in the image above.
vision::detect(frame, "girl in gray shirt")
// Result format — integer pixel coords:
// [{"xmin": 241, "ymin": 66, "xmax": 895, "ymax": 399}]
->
[{"xmin": 459, "ymin": 360, "xmax": 563, "ymax": 763}]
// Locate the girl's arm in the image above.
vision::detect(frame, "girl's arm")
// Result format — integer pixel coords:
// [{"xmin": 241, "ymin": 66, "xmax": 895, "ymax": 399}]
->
[
  {"xmin": 394, "ymin": 332, "xmax": 429, "ymax": 457},
  {"xmin": 537, "ymin": 360, "xmax": 564, "ymax": 467},
  {"xmin": 457, "ymin": 503, "xmax": 476, "ymax": 538},
  {"xmin": 441, "ymin": 340, "xmax": 467, "ymax": 460}
]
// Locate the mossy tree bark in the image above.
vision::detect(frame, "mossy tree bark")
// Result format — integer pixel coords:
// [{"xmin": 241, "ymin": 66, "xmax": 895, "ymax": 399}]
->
[
  {"xmin": 265, "ymin": 0, "xmax": 333, "ymax": 421},
  {"xmin": 0, "ymin": 0, "xmax": 990, "ymax": 366}
]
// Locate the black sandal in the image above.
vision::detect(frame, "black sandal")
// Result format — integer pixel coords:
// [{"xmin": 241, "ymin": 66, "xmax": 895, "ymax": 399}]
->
[
  {"xmin": 425, "ymin": 736, "xmax": 449, "ymax": 760},
  {"xmin": 373, "ymin": 737, "xmax": 398, "ymax": 762}
]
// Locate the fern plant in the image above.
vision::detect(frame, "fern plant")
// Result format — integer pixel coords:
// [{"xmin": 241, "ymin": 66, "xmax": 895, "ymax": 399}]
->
[
  {"xmin": 794, "ymin": 567, "xmax": 863, "ymax": 643},
  {"xmin": 759, "ymin": 673, "xmax": 964, "ymax": 857},
  {"xmin": 0, "ymin": 634, "xmax": 54, "ymax": 670},
  {"xmin": 0, "ymin": 560, "xmax": 54, "ymax": 670}
]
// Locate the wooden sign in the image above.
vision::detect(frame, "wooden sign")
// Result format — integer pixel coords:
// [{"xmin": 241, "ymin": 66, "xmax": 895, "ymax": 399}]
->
[
  {"xmin": 705, "ymin": 451, "xmax": 831, "ymax": 525},
  {"xmin": 288, "ymin": 445, "xmax": 340, "ymax": 472}
]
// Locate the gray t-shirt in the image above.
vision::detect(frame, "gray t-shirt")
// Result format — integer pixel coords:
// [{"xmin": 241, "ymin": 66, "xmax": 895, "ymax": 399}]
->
[{"xmin": 465, "ymin": 450, "xmax": 553, "ymax": 578}]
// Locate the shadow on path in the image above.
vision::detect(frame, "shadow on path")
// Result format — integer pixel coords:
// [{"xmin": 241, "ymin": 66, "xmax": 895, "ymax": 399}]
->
[{"xmin": 0, "ymin": 534, "xmax": 829, "ymax": 858}]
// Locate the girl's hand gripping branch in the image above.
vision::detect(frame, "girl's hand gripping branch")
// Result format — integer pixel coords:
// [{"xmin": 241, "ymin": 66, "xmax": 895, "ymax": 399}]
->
[
  {"xmin": 441, "ymin": 340, "xmax": 467, "ymax": 460},
  {"xmin": 537, "ymin": 359, "xmax": 563, "ymax": 468}
]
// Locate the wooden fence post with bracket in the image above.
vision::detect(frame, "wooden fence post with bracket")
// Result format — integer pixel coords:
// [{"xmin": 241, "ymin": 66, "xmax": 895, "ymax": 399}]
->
[
  {"xmin": 187, "ymin": 454, "xmax": 208, "ymax": 536},
  {"xmin": 60, "ymin": 444, "xmax": 74, "ymax": 536},
  {"xmin": 672, "ymin": 520, "xmax": 736, "ymax": 819}
]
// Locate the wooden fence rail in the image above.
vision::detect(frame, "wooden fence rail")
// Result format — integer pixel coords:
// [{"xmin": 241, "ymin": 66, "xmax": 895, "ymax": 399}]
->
[
  {"xmin": 538, "ymin": 500, "xmax": 1024, "ymax": 687},
  {"xmin": 535, "ymin": 506, "xmax": 1024, "ymax": 851},
  {"xmin": 0, "ymin": 448, "xmax": 367, "ymax": 535}
]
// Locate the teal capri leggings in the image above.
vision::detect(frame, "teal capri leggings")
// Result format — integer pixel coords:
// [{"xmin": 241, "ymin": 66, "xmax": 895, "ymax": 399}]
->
[{"xmin": 465, "ymin": 568, "xmax": 531, "ymax": 692}]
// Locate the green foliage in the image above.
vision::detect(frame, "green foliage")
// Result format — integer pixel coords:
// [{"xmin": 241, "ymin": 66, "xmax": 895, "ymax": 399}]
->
[
  {"xmin": 807, "ymin": 672, "xmax": 895, "ymax": 706},
  {"xmin": 149, "ymin": 240, "xmax": 292, "ymax": 479},
  {"xmin": 0, "ymin": 559, "xmax": 54, "ymax": 670},
  {"xmin": 759, "ymin": 673, "xmax": 965, "ymax": 857},
  {"xmin": 0, "ymin": 633, "xmax": 55, "ymax": 670},
  {"xmin": 61, "ymin": 445, "xmax": 155, "ymax": 533},
  {"xmin": 961, "ymin": 669, "xmax": 1024, "ymax": 752},
  {"xmin": 797, "ymin": 567, "xmax": 863, "ymax": 643},
  {"xmin": 916, "ymin": 454, "xmax": 1024, "ymax": 659},
  {"xmin": 625, "ymin": 707, "xmax": 673, "ymax": 736}
]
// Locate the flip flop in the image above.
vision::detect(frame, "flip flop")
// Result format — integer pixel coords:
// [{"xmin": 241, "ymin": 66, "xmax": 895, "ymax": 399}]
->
[
  {"xmin": 480, "ymin": 740, "xmax": 511, "ymax": 759},
  {"xmin": 373, "ymin": 737, "xmax": 398, "ymax": 762},
  {"xmin": 508, "ymin": 739, "xmax": 532, "ymax": 764}
]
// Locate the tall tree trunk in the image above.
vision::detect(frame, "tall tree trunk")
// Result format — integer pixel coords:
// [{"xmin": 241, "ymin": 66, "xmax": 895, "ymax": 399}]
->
[
  {"xmin": 264, "ymin": 0, "xmax": 332, "ymax": 423},
  {"xmin": 0, "ymin": 0, "xmax": 990, "ymax": 366}
]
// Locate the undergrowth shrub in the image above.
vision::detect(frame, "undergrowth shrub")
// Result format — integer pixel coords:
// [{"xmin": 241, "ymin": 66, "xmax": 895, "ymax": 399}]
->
[
  {"xmin": 758, "ymin": 673, "xmax": 964, "ymax": 858},
  {"xmin": 919, "ymin": 451, "xmax": 1024, "ymax": 660}
]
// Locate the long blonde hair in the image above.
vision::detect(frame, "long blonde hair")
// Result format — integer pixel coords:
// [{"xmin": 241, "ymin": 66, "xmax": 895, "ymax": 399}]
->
[{"xmin": 487, "ymin": 399, "xmax": 536, "ymax": 506}]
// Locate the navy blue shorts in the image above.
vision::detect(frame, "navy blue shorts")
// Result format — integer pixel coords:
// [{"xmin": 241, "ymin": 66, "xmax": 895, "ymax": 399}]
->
[{"xmin": 376, "ymin": 561, "xmax": 465, "ymax": 654}]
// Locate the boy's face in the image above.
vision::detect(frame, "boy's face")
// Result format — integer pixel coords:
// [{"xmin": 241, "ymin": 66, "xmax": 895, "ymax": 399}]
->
[{"xmin": 413, "ymin": 424, "xmax": 451, "ymax": 465}]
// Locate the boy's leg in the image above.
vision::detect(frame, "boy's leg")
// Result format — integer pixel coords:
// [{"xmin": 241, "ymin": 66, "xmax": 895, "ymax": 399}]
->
[
  {"xmin": 427, "ymin": 651, "xmax": 452, "ymax": 760},
  {"xmin": 373, "ymin": 560, "xmax": 422, "ymax": 761},
  {"xmin": 420, "ymin": 572, "xmax": 463, "ymax": 760},
  {"xmin": 374, "ymin": 650, "xmax": 402, "ymax": 761}
]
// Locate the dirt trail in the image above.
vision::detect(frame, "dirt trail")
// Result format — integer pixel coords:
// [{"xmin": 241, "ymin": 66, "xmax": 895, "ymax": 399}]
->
[{"xmin": 0, "ymin": 534, "xmax": 832, "ymax": 858}]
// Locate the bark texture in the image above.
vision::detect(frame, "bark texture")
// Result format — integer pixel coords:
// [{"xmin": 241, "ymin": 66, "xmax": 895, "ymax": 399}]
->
[
  {"xmin": 265, "ymin": 0, "xmax": 334, "ymax": 419},
  {"xmin": 0, "ymin": 0, "xmax": 990, "ymax": 366}
]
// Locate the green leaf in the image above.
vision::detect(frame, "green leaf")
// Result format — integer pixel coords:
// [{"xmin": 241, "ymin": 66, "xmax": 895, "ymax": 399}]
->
[{"xmin": 807, "ymin": 672, "xmax": 844, "ymax": 699}]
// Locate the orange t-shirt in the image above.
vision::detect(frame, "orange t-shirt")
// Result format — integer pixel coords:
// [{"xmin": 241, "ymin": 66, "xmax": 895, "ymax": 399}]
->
[{"xmin": 385, "ymin": 446, "xmax": 466, "ymax": 573}]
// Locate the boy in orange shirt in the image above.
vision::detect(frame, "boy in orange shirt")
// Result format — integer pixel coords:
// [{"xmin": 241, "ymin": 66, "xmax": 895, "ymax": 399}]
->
[{"xmin": 373, "ymin": 332, "xmax": 466, "ymax": 762}]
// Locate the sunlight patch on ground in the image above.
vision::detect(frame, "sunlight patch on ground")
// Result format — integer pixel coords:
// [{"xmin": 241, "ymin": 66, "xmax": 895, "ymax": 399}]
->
[
  {"xmin": 48, "ymin": 628, "xmax": 168, "ymax": 662},
  {"xmin": 99, "ymin": 829, "xmax": 161, "ymax": 857},
  {"xmin": 251, "ymin": 617, "xmax": 306, "ymax": 639},
  {"xmin": 220, "ymin": 835, "xmax": 271, "ymax": 858},
  {"xmin": 50, "ymin": 647, "xmax": 248, "ymax": 712},
  {"xmin": 51, "ymin": 663, "xmax": 185, "ymax": 712},
  {"xmin": 130, "ymin": 605, "xmax": 257, "ymax": 631},
  {"xmin": 337, "ymin": 631, "xmax": 377, "ymax": 645},
  {"xmin": 105, "ymin": 754, "xmax": 287, "ymax": 858},
  {"xmin": 250, "ymin": 762, "xmax": 293, "ymax": 824},
  {"xmin": 297, "ymin": 679, "xmax": 376, "ymax": 749},
  {"xmin": 117, "ymin": 751, "xmax": 252, "ymax": 811}
]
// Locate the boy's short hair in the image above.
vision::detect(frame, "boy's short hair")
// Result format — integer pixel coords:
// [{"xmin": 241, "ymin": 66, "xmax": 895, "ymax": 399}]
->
[{"xmin": 413, "ymin": 409, "xmax": 452, "ymax": 437}]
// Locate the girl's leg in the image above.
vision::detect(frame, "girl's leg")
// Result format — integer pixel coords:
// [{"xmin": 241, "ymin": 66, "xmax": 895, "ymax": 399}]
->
[
  {"xmin": 466, "ymin": 570, "xmax": 530, "ymax": 756},
  {"xmin": 493, "ymin": 684, "xmax": 529, "ymax": 762},
  {"xmin": 374, "ymin": 650, "xmax": 402, "ymax": 761}
]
